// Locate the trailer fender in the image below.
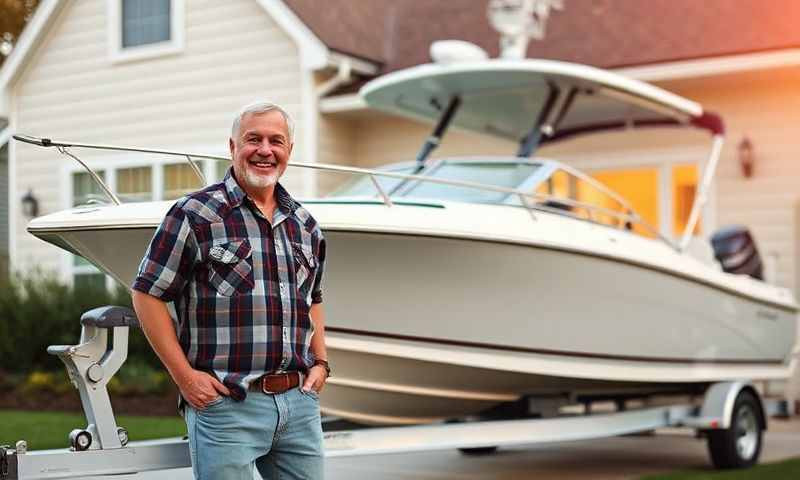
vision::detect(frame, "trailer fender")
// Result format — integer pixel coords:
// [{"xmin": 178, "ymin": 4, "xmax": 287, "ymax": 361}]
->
[{"xmin": 695, "ymin": 382, "xmax": 766, "ymax": 431}]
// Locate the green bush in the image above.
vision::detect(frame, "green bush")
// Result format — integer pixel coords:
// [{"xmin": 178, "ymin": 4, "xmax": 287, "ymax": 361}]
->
[
  {"xmin": 18, "ymin": 370, "xmax": 74, "ymax": 395},
  {"xmin": 0, "ymin": 272, "xmax": 161, "ymax": 374},
  {"xmin": 110, "ymin": 360, "xmax": 171, "ymax": 395}
]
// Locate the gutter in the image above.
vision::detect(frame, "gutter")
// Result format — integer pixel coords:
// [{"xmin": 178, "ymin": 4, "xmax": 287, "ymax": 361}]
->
[
  {"xmin": 316, "ymin": 51, "xmax": 380, "ymax": 98},
  {"xmin": 317, "ymin": 57, "xmax": 353, "ymax": 98}
]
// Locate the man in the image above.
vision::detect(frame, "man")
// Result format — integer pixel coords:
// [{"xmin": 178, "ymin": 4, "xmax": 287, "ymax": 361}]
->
[{"xmin": 131, "ymin": 101, "xmax": 329, "ymax": 479}]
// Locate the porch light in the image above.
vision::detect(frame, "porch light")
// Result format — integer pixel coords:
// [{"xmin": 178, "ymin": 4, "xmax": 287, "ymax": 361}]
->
[
  {"xmin": 21, "ymin": 189, "xmax": 39, "ymax": 218},
  {"xmin": 738, "ymin": 136, "xmax": 755, "ymax": 179}
]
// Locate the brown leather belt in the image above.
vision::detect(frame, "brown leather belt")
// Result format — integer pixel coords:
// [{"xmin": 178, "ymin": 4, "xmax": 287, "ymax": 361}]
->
[{"xmin": 249, "ymin": 371, "xmax": 302, "ymax": 394}]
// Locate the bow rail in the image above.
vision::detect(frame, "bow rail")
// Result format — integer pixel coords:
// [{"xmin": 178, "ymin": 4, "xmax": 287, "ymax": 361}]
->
[{"xmin": 13, "ymin": 134, "xmax": 674, "ymax": 249}]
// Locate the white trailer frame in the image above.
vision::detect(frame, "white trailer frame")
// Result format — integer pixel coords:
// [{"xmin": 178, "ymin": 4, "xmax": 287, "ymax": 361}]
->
[{"xmin": 1, "ymin": 307, "xmax": 790, "ymax": 479}]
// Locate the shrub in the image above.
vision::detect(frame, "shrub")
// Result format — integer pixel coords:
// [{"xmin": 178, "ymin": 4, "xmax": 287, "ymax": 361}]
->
[
  {"xmin": 110, "ymin": 360, "xmax": 171, "ymax": 395},
  {"xmin": 0, "ymin": 272, "xmax": 161, "ymax": 374},
  {"xmin": 18, "ymin": 370, "xmax": 73, "ymax": 395}
]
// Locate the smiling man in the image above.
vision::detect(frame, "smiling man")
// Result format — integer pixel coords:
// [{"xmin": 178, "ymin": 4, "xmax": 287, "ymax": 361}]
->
[{"xmin": 131, "ymin": 101, "xmax": 329, "ymax": 479}]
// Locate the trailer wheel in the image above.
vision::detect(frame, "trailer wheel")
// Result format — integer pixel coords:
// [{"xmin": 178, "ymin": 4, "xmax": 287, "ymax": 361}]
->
[
  {"xmin": 706, "ymin": 390, "xmax": 763, "ymax": 469},
  {"xmin": 458, "ymin": 446, "xmax": 498, "ymax": 456}
]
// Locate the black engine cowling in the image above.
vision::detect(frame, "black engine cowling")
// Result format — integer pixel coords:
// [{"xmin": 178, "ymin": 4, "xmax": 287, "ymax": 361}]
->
[{"xmin": 710, "ymin": 225, "xmax": 763, "ymax": 280}]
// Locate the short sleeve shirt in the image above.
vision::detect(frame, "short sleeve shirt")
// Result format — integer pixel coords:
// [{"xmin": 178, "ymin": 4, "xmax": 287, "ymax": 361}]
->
[{"xmin": 132, "ymin": 170, "xmax": 325, "ymax": 400}]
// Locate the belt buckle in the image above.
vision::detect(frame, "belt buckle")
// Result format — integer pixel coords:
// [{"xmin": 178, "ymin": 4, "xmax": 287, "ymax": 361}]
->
[{"xmin": 260, "ymin": 375, "xmax": 277, "ymax": 395}]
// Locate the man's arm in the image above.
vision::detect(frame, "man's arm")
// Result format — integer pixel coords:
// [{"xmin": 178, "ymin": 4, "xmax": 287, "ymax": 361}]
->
[
  {"xmin": 132, "ymin": 290, "xmax": 229, "ymax": 409},
  {"xmin": 302, "ymin": 302, "xmax": 329, "ymax": 393}
]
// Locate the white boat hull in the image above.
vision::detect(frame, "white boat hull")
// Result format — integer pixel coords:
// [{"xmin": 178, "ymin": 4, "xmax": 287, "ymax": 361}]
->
[
  {"xmin": 318, "ymin": 229, "xmax": 795, "ymax": 423},
  {"xmin": 32, "ymin": 219, "xmax": 797, "ymax": 425}
]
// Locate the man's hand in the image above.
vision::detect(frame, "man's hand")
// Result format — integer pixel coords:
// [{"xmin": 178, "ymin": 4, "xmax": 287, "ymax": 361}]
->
[
  {"xmin": 302, "ymin": 365, "xmax": 328, "ymax": 394},
  {"xmin": 177, "ymin": 369, "xmax": 231, "ymax": 410}
]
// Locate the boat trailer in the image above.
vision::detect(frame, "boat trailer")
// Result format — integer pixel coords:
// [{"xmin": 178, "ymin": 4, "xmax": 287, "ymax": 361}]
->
[{"xmin": 2, "ymin": 306, "xmax": 791, "ymax": 479}]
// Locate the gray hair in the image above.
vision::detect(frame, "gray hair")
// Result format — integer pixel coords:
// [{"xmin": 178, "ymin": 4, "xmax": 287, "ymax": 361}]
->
[{"xmin": 231, "ymin": 101, "xmax": 295, "ymax": 143}]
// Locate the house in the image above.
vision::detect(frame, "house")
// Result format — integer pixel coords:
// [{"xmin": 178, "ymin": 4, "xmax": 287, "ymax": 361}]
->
[{"xmin": 0, "ymin": 0, "xmax": 798, "ymax": 298}]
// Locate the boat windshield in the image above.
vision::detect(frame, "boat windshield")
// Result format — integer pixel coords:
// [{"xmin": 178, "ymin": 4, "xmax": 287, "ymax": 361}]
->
[{"xmin": 329, "ymin": 159, "xmax": 540, "ymax": 205}]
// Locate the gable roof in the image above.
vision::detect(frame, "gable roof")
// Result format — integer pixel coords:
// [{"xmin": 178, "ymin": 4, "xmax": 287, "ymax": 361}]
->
[{"xmin": 285, "ymin": 0, "xmax": 800, "ymax": 74}]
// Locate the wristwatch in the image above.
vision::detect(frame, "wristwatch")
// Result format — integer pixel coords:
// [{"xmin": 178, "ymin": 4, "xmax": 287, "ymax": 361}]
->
[{"xmin": 312, "ymin": 359, "xmax": 331, "ymax": 378}]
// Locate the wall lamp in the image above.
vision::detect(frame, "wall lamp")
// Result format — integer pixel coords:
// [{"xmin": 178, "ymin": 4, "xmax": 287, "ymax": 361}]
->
[
  {"xmin": 21, "ymin": 189, "xmax": 39, "ymax": 218},
  {"xmin": 738, "ymin": 136, "xmax": 755, "ymax": 179}
]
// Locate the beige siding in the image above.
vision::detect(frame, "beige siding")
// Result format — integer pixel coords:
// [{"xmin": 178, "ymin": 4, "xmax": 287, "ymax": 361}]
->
[
  {"xmin": 12, "ymin": 0, "xmax": 305, "ymax": 276},
  {"xmin": 316, "ymin": 112, "xmax": 356, "ymax": 195}
]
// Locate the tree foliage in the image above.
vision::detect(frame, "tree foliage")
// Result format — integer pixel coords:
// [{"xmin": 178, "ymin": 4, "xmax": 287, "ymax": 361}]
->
[{"xmin": 0, "ymin": 0, "xmax": 40, "ymax": 64}]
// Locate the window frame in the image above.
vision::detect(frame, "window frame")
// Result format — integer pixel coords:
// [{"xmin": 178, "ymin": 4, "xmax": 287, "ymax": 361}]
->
[
  {"xmin": 60, "ymin": 148, "xmax": 224, "ymax": 289},
  {"xmin": 570, "ymin": 147, "xmax": 715, "ymax": 242},
  {"xmin": 107, "ymin": 0, "xmax": 185, "ymax": 64}
]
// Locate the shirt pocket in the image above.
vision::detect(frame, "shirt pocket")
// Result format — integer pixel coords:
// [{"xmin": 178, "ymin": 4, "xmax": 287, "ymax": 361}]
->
[
  {"xmin": 291, "ymin": 242, "xmax": 317, "ymax": 292},
  {"xmin": 207, "ymin": 240, "xmax": 254, "ymax": 297}
]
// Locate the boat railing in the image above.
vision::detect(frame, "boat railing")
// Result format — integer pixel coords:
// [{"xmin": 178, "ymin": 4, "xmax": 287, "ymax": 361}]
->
[{"xmin": 13, "ymin": 134, "xmax": 674, "ymax": 249}]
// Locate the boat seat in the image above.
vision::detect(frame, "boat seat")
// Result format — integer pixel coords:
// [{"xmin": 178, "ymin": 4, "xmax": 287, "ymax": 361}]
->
[{"xmin": 80, "ymin": 305, "xmax": 139, "ymax": 329}]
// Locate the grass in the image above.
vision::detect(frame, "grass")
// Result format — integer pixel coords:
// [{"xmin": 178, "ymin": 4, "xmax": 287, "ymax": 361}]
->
[
  {"xmin": 0, "ymin": 409, "xmax": 186, "ymax": 450},
  {"xmin": 641, "ymin": 457, "xmax": 800, "ymax": 479}
]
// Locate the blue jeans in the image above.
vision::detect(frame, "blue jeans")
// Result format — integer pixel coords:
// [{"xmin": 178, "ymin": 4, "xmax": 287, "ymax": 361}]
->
[{"xmin": 185, "ymin": 386, "xmax": 324, "ymax": 479}]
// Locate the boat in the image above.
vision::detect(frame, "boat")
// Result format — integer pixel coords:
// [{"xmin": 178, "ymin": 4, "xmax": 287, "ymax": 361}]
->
[{"xmin": 17, "ymin": 36, "xmax": 798, "ymax": 427}]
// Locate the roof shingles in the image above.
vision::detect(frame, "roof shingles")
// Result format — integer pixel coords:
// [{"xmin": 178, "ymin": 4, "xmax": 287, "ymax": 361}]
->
[{"xmin": 285, "ymin": 0, "xmax": 800, "ymax": 72}]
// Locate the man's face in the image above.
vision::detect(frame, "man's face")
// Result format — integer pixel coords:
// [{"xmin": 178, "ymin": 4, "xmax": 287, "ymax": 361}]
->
[{"xmin": 229, "ymin": 110, "xmax": 293, "ymax": 191}]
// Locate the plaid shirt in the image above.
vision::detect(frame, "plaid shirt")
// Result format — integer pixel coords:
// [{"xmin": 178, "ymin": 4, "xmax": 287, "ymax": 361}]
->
[{"xmin": 132, "ymin": 170, "xmax": 325, "ymax": 400}]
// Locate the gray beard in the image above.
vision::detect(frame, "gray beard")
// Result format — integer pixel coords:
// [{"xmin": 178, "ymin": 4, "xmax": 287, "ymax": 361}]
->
[{"xmin": 241, "ymin": 168, "xmax": 279, "ymax": 189}]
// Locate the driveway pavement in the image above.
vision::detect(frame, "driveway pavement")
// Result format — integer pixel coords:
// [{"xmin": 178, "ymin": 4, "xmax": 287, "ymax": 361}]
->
[
  {"xmin": 326, "ymin": 417, "xmax": 800, "ymax": 479},
  {"xmin": 81, "ymin": 417, "xmax": 800, "ymax": 479}
]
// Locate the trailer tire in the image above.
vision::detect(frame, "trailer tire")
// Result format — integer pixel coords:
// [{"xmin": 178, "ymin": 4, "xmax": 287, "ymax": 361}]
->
[{"xmin": 706, "ymin": 390, "xmax": 763, "ymax": 469}]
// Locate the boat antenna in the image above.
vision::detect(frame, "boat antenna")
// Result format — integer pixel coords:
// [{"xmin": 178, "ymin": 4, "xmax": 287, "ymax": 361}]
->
[{"xmin": 488, "ymin": 0, "xmax": 564, "ymax": 59}]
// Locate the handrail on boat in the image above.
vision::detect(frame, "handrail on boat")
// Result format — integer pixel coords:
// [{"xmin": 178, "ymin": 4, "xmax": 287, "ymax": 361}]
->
[{"xmin": 12, "ymin": 134, "xmax": 674, "ymax": 249}]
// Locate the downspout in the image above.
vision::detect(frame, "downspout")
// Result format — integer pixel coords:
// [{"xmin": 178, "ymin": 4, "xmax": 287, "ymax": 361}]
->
[{"xmin": 309, "ymin": 59, "xmax": 355, "ymax": 197}]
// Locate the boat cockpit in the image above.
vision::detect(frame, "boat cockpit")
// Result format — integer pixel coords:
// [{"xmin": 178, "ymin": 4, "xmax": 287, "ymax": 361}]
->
[{"xmin": 327, "ymin": 156, "xmax": 654, "ymax": 238}]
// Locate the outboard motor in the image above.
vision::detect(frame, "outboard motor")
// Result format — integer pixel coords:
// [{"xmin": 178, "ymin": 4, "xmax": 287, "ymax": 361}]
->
[{"xmin": 710, "ymin": 225, "xmax": 763, "ymax": 280}]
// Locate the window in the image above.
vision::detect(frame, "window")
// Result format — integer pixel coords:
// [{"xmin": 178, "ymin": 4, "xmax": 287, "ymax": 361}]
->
[
  {"xmin": 117, "ymin": 166, "xmax": 153, "ymax": 202},
  {"xmin": 164, "ymin": 163, "xmax": 203, "ymax": 200},
  {"xmin": 109, "ymin": 0, "xmax": 184, "ymax": 63},
  {"xmin": 66, "ymin": 158, "xmax": 211, "ymax": 289},
  {"xmin": 72, "ymin": 171, "xmax": 109, "ymax": 288},
  {"xmin": 327, "ymin": 163, "xmax": 416, "ymax": 198},
  {"xmin": 122, "ymin": 0, "xmax": 171, "ymax": 48},
  {"xmin": 672, "ymin": 164, "xmax": 700, "ymax": 236},
  {"xmin": 584, "ymin": 164, "xmax": 701, "ymax": 239},
  {"xmin": 402, "ymin": 161, "xmax": 539, "ymax": 204},
  {"xmin": 535, "ymin": 169, "xmax": 630, "ymax": 227},
  {"xmin": 73, "ymin": 171, "xmax": 107, "ymax": 206},
  {"xmin": 215, "ymin": 161, "xmax": 231, "ymax": 182},
  {"xmin": 591, "ymin": 168, "xmax": 659, "ymax": 237}
]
